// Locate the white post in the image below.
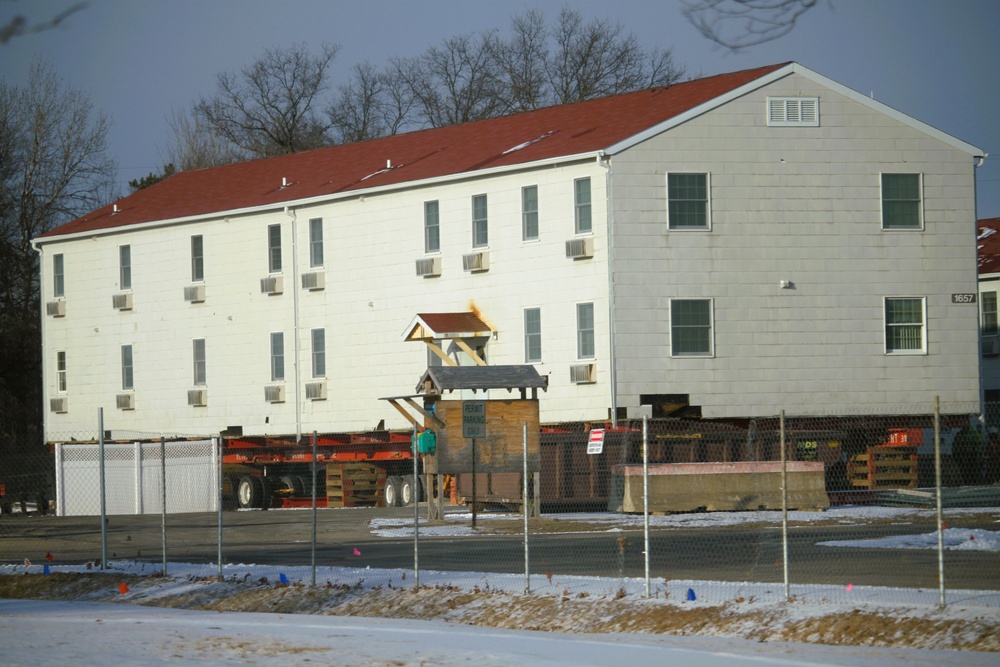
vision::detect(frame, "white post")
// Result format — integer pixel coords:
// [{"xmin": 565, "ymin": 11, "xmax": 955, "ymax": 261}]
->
[
  {"xmin": 99, "ymin": 409, "xmax": 107, "ymax": 569},
  {"xmin": 780, "ymin": 410, "xmax": 790, "ymax": 601},
  {"xmin": 523, "ymin": 421, "xmax": 530, "ymax": 595},
  {"xmin": 934, "ymin": 397, "xmax": 945, "ymax": 608}
]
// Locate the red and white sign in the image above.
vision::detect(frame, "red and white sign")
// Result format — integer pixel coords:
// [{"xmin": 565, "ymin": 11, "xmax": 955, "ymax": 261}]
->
[{"xmin": 587, "ymin": 429, "xmax": 605, "ymax": 455}]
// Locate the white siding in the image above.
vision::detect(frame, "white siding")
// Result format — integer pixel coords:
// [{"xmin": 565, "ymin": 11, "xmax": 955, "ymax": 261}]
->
[{"xmin": 40, "ymin": 161, "xmax": 613, "ymax": 439}]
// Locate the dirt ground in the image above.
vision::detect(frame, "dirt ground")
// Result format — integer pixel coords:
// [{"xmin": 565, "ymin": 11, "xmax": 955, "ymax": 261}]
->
[{"xmin": 1, "ymin": 572, "xmax": 997, "ymax": 653}]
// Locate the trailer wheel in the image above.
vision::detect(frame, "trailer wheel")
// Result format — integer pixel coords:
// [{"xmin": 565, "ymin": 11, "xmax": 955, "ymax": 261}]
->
[
  {"xmin": 279, "ymin": 475, "xmax": 304, "ymax": 497},
  {"xmin": 401, "ymin": 475, "xmax": 423, "ymax": 506},
  {"xmin": 385, "ymin": 476, "xmax": 403, "ymax": 507},
  {"xmin": 237, "ymin": 475, "xmax": 265, "ymax": 509}
]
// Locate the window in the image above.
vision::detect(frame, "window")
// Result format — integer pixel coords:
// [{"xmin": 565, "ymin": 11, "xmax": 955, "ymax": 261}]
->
[
  {"xmin": 270, "ymin": 332, "xmax": 285, "ymax": 381},
  {"xmin": 577, "ymin": 302, "xmax": 595, "ymax": 359},
  {"xmin": 119, "ymin": 245, "xmax": 132, "ymax": 289},
  {"xmin": 881, "ymin": 174, "xmax": 922, "ymax": 229},
  {"xmin": 472, "ymin": 194, "xmax": 488, "ymax": 248},
  {"xmin": 56, "ymin": 351, "xmax": 67, "ymax": 393},
  {"xmin": 983, "ymin": 291, "xmax": 998, "ymax": 336},
  {"xmin": 885, "ymin": 297, "xmax": 925, "ymax": 353},
  {"xmin": 767, "ymin": 97, "xmax": 819, "ymax": 126},
  {"xmin": 670, "ymin": 299, "xmax": 713, "ymax": 356},
  {"xmin": 268, "ymin": 224, "xmax": 282, "ymax": 272},
  {"xmin": 121, "ymin": 345, "xmax": 134, "ymax": 391},
  {"xmin": 424, "ymin": 201, "xmax": 440, "ymax": 253},
  {"xmin": 522, "ymin": 186, "xmax": 538, "ymax": 241},
  {"xmin": 193, "ymin": 339, "xmax": 206, "ymax": 385},
  {"xmin": 53, "ymin": 254, "xmax": 64, "ymax": 298},
  {"xmin": 574, "ymin": 178, "xmax": 592, "ymax": 234},
  {"xmin": 668, "ymin": 173, "xmax": 710, "ymax": 229},
  {"xmin": 191, "ymin": 235, "xmax": 204, "ymax": 282},
  {"xmin": 524, "ymin": 307, "xmax": 542, "ymax": 362},
  {"xmin": 309, "ymin": 218, "xmax": 324, "ymax": 268},
  {"xmin": 311, "ymin": 328, "xmax": 326, "ymax": 378}
]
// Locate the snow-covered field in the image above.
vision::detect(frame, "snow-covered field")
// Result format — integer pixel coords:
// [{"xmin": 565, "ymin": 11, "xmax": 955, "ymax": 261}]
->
[{"xmin": 2, "ymin": 505, "xmax": 999, "ymax": 665}]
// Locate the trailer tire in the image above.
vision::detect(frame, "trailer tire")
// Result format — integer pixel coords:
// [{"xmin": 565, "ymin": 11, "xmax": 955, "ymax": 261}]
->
[
  {"xmin": 401, "ymin": 475, "xmax": 423, "ymax": 506},
  {"xmin": 237, "ymin": 475, "xmax": 266, "ymax": 509},
  {"xmin": 385, "ymin": 476, "xmax": 403, "ymax": 507},
  {"xmin": 280, "ymin": 475, "xmax": 304, "ymax": 497}
]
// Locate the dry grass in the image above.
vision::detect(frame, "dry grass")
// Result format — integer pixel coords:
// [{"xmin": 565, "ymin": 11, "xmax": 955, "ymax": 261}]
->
[{"xmin": 2, "ymin": 572, "xmax": 998, "ymax": 653}]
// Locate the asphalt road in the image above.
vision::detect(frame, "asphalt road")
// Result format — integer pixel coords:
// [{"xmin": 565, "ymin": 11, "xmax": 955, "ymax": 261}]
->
[{"xmin": 2, "ymin": 507, "xmax": 998, "ymax": 591}]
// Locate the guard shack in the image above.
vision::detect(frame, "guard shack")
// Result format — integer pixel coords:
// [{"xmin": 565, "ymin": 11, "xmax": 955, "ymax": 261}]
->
[{"xmin": 385, "ymin": 311, "xmax": 548, "ymax": 518}]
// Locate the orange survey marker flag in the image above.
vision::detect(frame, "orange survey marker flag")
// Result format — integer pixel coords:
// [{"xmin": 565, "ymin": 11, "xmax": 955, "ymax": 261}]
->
[{"xmin": 118, "ymin": 581, "xmax": 129, "ymax": 594}]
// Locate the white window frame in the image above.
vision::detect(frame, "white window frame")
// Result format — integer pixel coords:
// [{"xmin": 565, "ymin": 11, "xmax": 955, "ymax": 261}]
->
[
  {"xmin": 982, "ymin": 291, "xmax": 998, "ymax": 337},
  {"xmin": 309, "ymin": 218, "xmax": 324, "ymax": 268},
  {"xmin": 121, "ymin": 344, "xmax": 134, "ymax": 391},
  {"xmin": 56, "ymin": 351, "xmax": 67, "ymax": 393},
  {"xmin": 574, "ymin": 178, "xmax": 591, "ymax": 235},
  {"xmin": 667, "ymin": 173, "xmax": 711, "ymax": 231},
  {"xmin": 191, "ymin": 235, "xmax": 204, "ymax": 282},
  {"xmin": 472, "ymin": 194, "xmax": 488, "ymax": 248},
  {"xmin": 192, "ymin": 339, "xmax": 207, "ymax": 386},
  {"xmin": 524, "ymin": 307, "xmax": 542, "ymax": 363},
  {"xmin": 424, "ymin": 201, "xmax": 440, "ymax": 253},
  {"xmin": 766, "ymin": 96, "xmax": 819, "ymax": 127},
  {"xmin": 267, "ymin": 224, "xmax": 282, "ymax": 273},
  {"xmin": 576, "ymin": 302, "xmax": 595, "ymax": 360},
  {"xmin": 119, "ymin": 245, "xmax": 132, "ymax": 290},
  {"xmin": 270, "ymin": 332, "xmax": 285, "ymax": 382},
  {"xmin": 311, "ymin": 328, "xmax": 326, "ymax": 378},
  {"xmin": 522, "ymin": 186, "xmax": 539, "ymax": 241},
  {"xmin": 884, "ymin": 297, "xmax": 926, "ymax": 355},
  {"xmin": 53, "ymin": 254, "xmax": 65, "ymax": 298},
  {"xmin": 669, "ymin": 298, "xmax": 714, "ymax": 357},
  {"xmin": 881, "ymin": 173, "xmax": 924, "ymax": 231}
]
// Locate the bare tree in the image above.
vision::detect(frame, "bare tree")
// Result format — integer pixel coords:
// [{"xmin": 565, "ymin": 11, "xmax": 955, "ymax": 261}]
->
[
  {"xmin": 393, "ymin": 31, "xmax": 509, "ymax": 128},
  {"xmin": 549, "ymin": 7, "xmax": 680, "ymax": 104},
  {"xmin": 682, "ymin": 0, "xmax": 822, "ymax": 51},
  {"xmin": 164, "ymin": 106, "xmax": 245, "ymax": 171},
  {"xmin": 0, "ymin": 58, "xmax": 116, "ymax": 504},
  {"xmin": 196, "ymin": 42, "xmax": 341, "ymax": 157},
  {"xmin": 491, "ymin": 9, "xmax": 550, "ymax": 112},
  {"xmin": 329, "ymin": 61, "xmax": 415, "ymax": 144}
]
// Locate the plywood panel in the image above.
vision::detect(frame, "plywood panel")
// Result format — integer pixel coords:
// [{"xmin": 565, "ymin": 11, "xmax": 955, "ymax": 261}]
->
[{"xmin": 424, "ymin": 399, "xmax": 539, "ymax": 473}]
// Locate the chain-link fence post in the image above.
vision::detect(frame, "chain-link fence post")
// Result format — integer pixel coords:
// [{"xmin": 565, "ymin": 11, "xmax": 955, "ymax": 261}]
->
[
  {"xmin": 934, "ymin": 397, "xmax": 945, "ymax": 608},
  {"xmin": 215, "ymin": 436, "xmax": 223, "ymax": 581},
  {"xmin": 523, "ymin": 421, "xmax": 530, "ymax": 595},
  {"xmin": 98, "ymin": 408, "xmax": 107, "ymax": 570},
  {"xmin": 160, "ymin": 436, "xmax": 167, "ymax": 575},
  {"xmin": 413, "ymin": 421, "xmax": 420, "ymax": 590},
  {"xmin": 780, "ymin": 410, "xmax": 790, "ymax": 601},
  {"xmin": 642, "ymin": 414, "xmax": 650, "ymax": 598},
  {"xmin": 311, "ymin": 430, "xmax": 318, "ymax": 587}
]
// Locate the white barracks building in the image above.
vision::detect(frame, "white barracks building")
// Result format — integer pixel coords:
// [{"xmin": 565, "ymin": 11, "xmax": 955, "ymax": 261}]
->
[{"xmin": 36, "ymin": 62, "xmax": 986, "ymax": 443}]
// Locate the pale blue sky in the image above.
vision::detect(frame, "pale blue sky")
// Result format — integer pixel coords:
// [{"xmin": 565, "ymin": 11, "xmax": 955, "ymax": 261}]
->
[{"xmin": 3, "ymin": 0, "xmax": 998, "ymax": 217}]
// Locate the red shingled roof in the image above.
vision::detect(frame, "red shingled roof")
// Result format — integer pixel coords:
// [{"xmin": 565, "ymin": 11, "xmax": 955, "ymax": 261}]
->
[
  {"xmin": 979, "ymin": 218, "xmax": 1000, "ymax": 275},
  {"xmin": 43, "ymin": 63, "xmax": 790, "ymax": 239}
]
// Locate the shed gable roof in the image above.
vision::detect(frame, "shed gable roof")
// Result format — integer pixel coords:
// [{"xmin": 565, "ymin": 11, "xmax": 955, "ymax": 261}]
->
[{"xmin": 979, "ymin": 218, "xmax": 1000, "ymax": 275}]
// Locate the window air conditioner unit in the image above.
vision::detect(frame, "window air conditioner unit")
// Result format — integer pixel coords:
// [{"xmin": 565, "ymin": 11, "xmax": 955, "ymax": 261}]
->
[
  {"xmin": 305, "ymin": 381, "xmax": 327, "ymax": 401},
  {"xmin": 462, "ymin": 251, "xmax": 489, "ymax": 273},
  {"xmin": 184, "ymin": 285, "xmax": 206, "ymax": 303},
  {"xmin": 50, "ymin": 396, "xmax": 68, "ymax": 413},
  {"xmin": 260, "ymin": 276, "xmax": 283, "ymax": 295},
  {"xmin": 116, "ymin": 393, "xmax": 135, "ymax": 410},
  {"xmin": 264, "ymin": 385, "xmax": 285, "ymax": 403},
  {"xmin": 415, "ymin": 257, "xmax": 441, "ymax": 277},
  {"xmin": 982, "ymin": 338, "xmax": 1000, "ymax": 357},
  {"xmin": 301, "ymin": 271, "xmax": 325, "ymax": 291},
  {"xmin": 565, "ymin": 237, "xmax": 594, "ymax": 260},
  {"xmin": 570, "ymin": 363, "xmax": 596, "ymax": 384},
  {"xmin": 46, "ymin": 300, "xmax": 66, "ymax": 317},
  {"xmin": 187, "ymin": 389, "xmax": 207, "ymax": 407},
  {"xmin": 112, "ymin": 293, "xmax": 133, "ymax": 310}
]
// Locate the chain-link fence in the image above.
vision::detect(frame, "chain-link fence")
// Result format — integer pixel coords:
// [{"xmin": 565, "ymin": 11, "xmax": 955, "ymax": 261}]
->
[{"xmin": 2, "ymin": 401, "xmax": 998, "ymax": 607}]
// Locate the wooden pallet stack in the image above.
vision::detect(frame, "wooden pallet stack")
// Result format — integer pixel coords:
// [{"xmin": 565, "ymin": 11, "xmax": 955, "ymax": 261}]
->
[
  {"xmin": 325, "ymin": 462, "xmax": 386, "ymax": 507},
  {"xmin": 847, "ymin": 445, "xmax": 918, "ymax": 489}
]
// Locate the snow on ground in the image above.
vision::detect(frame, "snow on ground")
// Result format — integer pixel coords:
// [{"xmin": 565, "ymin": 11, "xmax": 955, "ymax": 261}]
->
[{"xmin": 2, "ymin": 505, "xmax": 999, "ymax": 665}]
